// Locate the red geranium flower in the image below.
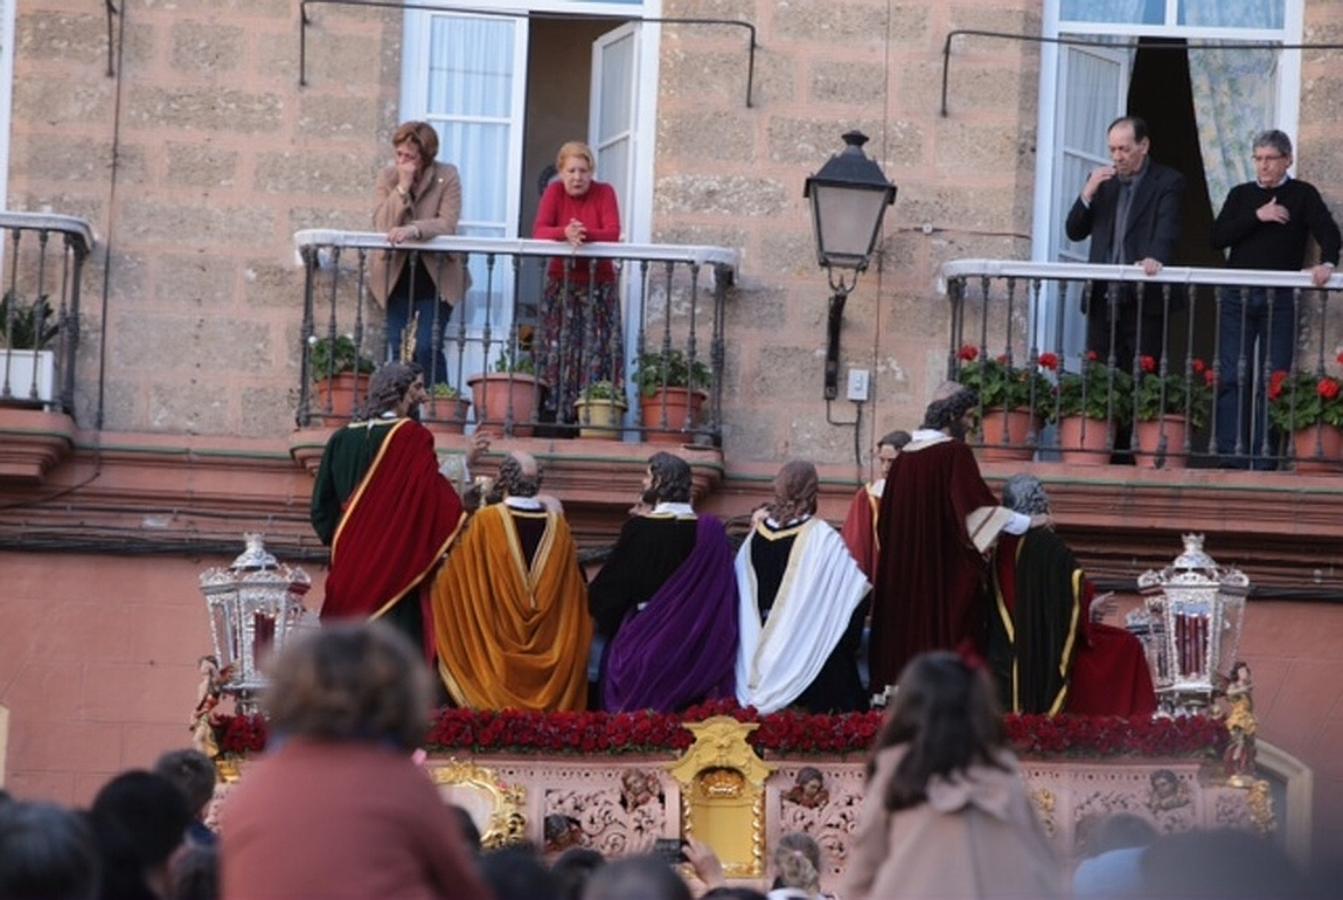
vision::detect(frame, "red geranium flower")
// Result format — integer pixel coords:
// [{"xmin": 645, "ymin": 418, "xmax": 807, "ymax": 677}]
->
[
  {"xmin": 1204, "ymin": 370, "xmax": 1216, "ymax": 388},
  {"xmin": 1268, "ymin": 370, "xmax": 1289, "ymax": 401},
  {"xmin": 958, "ymin": 344, "xmax": 979, "ymax": 362},
  {"xmin": 1140, "ymin": 355, "xmax": 1157, "ymax": 375},
  {"xmin": 996, "ymin": 353, "xmax": 1010, "ymax": 365},
  {"xmin": 1191, "ymin": 358, "xmax": 1207, "ymax": 375},
  {"xmin": 1086, "ymin": 350, "xmax": 1099, "ymax": 363},
  {"xmin": 1038, "ymin": 352, "xmax": 1059, "ymax": 371},
  {"xmin": 1319, "ymin": 377, "xmax": 1340, "ymax": 400}
]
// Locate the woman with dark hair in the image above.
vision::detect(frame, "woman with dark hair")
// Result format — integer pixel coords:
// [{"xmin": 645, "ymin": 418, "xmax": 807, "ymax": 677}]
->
[
  {"xmin": 219, "ymin": 623, "xmax": 487, "ymax": 900},
  {"xmin": 841, "ymin": 652, "xmax": 1062, "ymax": 899},
  {"xmin": 371, "ymin": 120, "xmax": 469, "ymax": 385}
]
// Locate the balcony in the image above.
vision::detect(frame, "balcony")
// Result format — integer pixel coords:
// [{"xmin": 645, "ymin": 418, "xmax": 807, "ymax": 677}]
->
[
  {"xmin": 0, "ymin": 212, "xmax": 93, "ymax": 480},
  {"xmin": 939, "ymin": 259, "xmax": 1343, "ymax": 593}
]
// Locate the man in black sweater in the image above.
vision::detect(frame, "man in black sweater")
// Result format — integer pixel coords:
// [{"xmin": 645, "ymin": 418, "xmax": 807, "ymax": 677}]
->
[{"xmin": 1211, "ymin": 129, "xmax": 1341, "ymax": 469}]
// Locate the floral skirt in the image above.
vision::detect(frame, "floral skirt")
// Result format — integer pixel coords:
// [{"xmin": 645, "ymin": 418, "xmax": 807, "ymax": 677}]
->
[{"xmin": 539, "ymin": 278, "xmax": 623, "ymax": 423}]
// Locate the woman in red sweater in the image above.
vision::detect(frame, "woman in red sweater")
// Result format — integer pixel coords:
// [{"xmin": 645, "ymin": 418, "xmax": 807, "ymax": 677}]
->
[{"xmin": 532, "ymin": 141, "xmax": 623, "ymax": 427}]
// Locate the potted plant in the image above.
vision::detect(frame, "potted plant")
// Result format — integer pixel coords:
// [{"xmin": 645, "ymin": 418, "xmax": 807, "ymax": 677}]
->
[
  {"xmin": 0, "ymin": 290, "xmax": 58, "ymax": 406},
  {"xmin": 955, "ymin": 345, "xmax": 1053, "ymax": 461},
  {"xmin": 307, "ymin": 334, "xmax": 376, "ymax": 422},
  {"xmin": 573, "ymin": 380, "xmax": 627, "ymax": 440},
  {"xmin": 1050, "ymin": 352, "xmax": 1133, "ymax": 465},
  {"xmin": 423, "ymin": 382, "xmax": 471, "ymax": 435},
  {"xmin": 1268, "ymin": 359, "xmax": 1343, "ymax": 473},
  {"xmin": 468, "ymin": 348, "xmax": 545, "ymax": 436},
  {"xmin": 635, "ymin": 349, "xmax": 711, "ymax": 444},
  {"xmin": 1131, "ymin": 356, "xmax": 1214, "ymax": 470}
]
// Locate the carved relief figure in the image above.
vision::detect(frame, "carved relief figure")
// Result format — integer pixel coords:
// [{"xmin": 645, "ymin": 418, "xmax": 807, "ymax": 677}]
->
[
  {"xmin": 544, "ymin": 813, "xmax": 585, "ymax": 853},
  {"xmin": 620, "ymin": 768, "xmax": 662, "ymax": 812},
  {"xmin": 783, "ymin": 767, "xmax": 830, "ymax": 810},
  {"xmin": 1147, "ymin": 769, "xmax": 1191, "ymax": 814}
]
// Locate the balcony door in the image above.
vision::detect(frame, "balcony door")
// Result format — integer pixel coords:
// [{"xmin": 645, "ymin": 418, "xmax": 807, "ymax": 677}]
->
[{"xmin": 402, "ymin": 2, "xmax": 657, "ymax": 392}]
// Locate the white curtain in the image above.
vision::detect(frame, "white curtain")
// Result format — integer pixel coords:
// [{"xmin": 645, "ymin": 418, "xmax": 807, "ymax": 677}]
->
[
  {"xmin": 1184, "ymin": 1, "xmax": 1281, "ymax": 220},
  {"xmin": 1060, "ymin": 0, "xmax": 1154, "ymax": 25},
  {"xmin": 427, "ymin": 16, "xmax": 516, "ymax": 331}
]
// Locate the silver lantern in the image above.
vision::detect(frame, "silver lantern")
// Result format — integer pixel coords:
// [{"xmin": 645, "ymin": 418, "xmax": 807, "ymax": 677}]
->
[
  {"xmin": 199, "ymin": 534, "xmax": 311, "ymax": 713},
  {"xmin": 1129, "ymin": 534, "xmax": 1250, "ymax": 715}
]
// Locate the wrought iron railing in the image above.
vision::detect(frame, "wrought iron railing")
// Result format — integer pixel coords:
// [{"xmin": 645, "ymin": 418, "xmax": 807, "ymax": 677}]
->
[
  {"xmin": 293, "ymin": 230, "xmax": 738, "ymax": 444},
  {"xmin": 940, "ymin": 259, "xmax": 1343, "ymax": 470},
  {"xmin": 0, "ymin": 212, "xmax": 94, "ymax": 414}
]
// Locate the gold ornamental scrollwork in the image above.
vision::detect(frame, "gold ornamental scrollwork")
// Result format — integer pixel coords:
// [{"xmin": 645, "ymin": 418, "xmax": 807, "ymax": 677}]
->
[
  {"xmin": 1245, "ymin": 778, "xmax": 1276, "ymax": 835},
  {"xmin": 430, "ymin": 758, "xmax": 527, "ymax": 848},
  {"xmin": 213, "ymin": 757, "xmax": 242, "ymax": 784},
  {"xmin": 666, "ymin": 716, "xmax": 775, "ymax": 879}
]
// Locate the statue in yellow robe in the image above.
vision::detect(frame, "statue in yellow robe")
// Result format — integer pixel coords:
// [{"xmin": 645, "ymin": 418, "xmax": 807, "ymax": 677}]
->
[{"xmin": 431, "ymin": 452, "xmax": 591, "ymax": 711}]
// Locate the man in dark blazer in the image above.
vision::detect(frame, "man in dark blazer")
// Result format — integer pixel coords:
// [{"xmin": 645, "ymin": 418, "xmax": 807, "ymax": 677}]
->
[{"xmin": 1066, "ymin": 116, "xmax": 1185, "ymax": 376}]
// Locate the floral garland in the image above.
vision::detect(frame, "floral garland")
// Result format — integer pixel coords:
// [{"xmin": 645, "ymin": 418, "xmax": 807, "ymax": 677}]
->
[{"xmin": 213, "ymin": 700, "xmax": 1225, "ymax": 760}]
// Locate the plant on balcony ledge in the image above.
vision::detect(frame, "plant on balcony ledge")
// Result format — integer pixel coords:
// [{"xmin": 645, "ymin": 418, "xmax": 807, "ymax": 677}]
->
[
  {"xmin": 574, "ymin": 380, "xmax": 627, "ymax": 440},
  {"xmin": 955, "ymin": 345, "xmax": 1054, "ymax": 461},
  {"xmin": 1131, "ymin": 356, "xmax": 1214, "ymax": 470},
  {"xmin": 0, "ymin": 290, "xmax": 59, "ymax": 407},
  {"xmin": 635, "ymin": 349, "xmax": 712, "ymax": 444},
  {"xmin": 469, "ymin": 349, "xmax": 545, "ymax": 436},
  {"xmin": 1268, "ymin": 358, "xmax": 1343, "ymax": 472},
  {"xmin": 424, "ymin": 382, "xmax": 471, "ymax": 435},
  {"xmin": 307, "ymin": 334, "xmax": 376, "ymax": 422},
  {"xmin": 1050, "ymin": 352, "xmax": 1133, "ymax": 465}
]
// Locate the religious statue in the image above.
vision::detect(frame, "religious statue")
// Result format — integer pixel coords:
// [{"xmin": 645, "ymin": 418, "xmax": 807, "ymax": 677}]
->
[
  {"xmin": 190, "ymin": 655, "xmax": 231, "ymax": 759},
  {"xmin": 1220, "ymin": 661, "xmax": 1258, "ymax": 787},
  {"xmin": 782, "ymin": 767, "xmax": 830, "ymax": 809}
]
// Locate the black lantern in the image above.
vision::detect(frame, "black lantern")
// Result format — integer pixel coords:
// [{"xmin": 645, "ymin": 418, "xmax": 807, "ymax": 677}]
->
[{"xmin": 804, "ymin": 131, "xmax": 897, "ymax": 399}]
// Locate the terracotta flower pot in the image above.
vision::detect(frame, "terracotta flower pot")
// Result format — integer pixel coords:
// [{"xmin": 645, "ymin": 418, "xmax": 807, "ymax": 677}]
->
[
  {"xmin": 312, "ymin": 371, "xmax": 368, "ymax": 424},
  {"xmin": 1292, "ymin": 424, "xmax": 1343, "ymax": 474},
  {"xmin": 977, "ymin": 409, "xmax": 1040, "ymax": 462},
  {"xmin": 1056, "ymin": 415, "xmax": 1113, "ymax": 465},
  {"xmin": 573, "ymin": 398, "xmax": 627, "ymax": 439},
  {"xmin": 423, "ymin": 397, "xmax": 471, "ymax": 435},
  {"xmin": 468, "ymin": 373, "xmax": 545, "ymax": 437},
  {"xmin": 640, "ymin": 388, "xmax": 708, "ymax": 444},
  {"xmin": 1134, "ymin": 415, "xmax": 1189, "ymax": 470}
]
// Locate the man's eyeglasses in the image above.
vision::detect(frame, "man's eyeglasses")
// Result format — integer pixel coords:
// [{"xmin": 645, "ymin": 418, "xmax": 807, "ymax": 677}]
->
[{"xmin": 1253, "ymin": 154, "xmax": 1286, "ymax": 163}]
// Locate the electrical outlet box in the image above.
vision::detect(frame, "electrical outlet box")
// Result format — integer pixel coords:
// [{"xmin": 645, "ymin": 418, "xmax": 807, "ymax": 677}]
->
[{"xmin": 846, "ymin": 368, "xmax": 870, "ymax": 402}]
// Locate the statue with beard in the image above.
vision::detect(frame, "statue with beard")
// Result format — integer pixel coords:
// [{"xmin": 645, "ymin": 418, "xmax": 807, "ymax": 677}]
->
[
  {"xmin": 588, "ymin": 452, "xmax": 739, "ymax": 713},
  {"xmin": 868, "ymin": 384, "xmax": 1048, "ymax": 694}
]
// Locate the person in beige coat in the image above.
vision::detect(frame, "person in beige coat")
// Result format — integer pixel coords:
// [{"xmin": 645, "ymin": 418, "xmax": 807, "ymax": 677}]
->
[
  {"xmin": 371, "ymin": 121, "xmax": 469, "ymax": 385},
  {"xmin": 842, "ymin": 652, "xmax": 1064, "ymax": 900}
]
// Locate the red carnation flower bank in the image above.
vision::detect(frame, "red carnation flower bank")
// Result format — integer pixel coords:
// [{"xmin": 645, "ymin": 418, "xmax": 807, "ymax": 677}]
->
[{"xmin": 213, "ymin": 703, "xmax": 1226, "ymax": 760}]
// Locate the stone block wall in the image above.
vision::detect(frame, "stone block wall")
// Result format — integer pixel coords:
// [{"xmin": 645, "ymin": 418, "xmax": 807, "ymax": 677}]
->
[
  {"xmin": 9, "ymin": 0, "xmax": 401, "ymax": 436},
  {"xmin": 655, "ymin": 0, "xmax": 1040, "ymax": 467}
]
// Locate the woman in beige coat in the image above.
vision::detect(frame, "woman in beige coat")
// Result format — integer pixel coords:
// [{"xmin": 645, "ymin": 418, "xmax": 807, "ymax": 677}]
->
[
  {"xmin": 371, "ymin": 121, "xmax": 469, "ymax": 385},
  {"xmin": 842, "ymin": 652, "xmax": 1063, "ymax": 900}
]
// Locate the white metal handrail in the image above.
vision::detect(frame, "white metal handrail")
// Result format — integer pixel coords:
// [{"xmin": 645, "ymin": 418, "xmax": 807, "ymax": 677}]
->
[
  {"xmin": 939, "ymin": 258, "xmax": 1343, "ymax": 293},
  {"xmin": 0, "ymin": 212, "xmax": 95, "ymax": 254}
]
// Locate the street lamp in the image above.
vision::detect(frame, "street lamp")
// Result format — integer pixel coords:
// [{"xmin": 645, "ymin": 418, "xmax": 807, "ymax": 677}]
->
[{"xmin": 804, "ymin": 131, "xmax": 898, "ymax": 400}]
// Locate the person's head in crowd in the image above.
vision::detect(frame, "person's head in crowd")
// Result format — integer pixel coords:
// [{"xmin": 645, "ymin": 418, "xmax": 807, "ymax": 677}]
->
[
  {"xmin": 583, "ymin": 855, "xmax": 692, "ymax": 900},
  {"xmin": 1141, "ymin": 828, "xmax": 1306, "ymax": 898},
  {"xmin": 447, "ymin": 804, "xmax": 482, "ymax": 856},
  {"xmin": 357, "ymin": 361, "xmax": 426, "ymax": 422},
  {"xmin": 91, "ymin": 770, "xmax": 192, "ymax": 900},
  {"xmin": 0, "ymin": 801, "xmax": 101, "ymax": 900},
  {"xmin": 643, "ymin": 452, "xmax": 693, "ymax": 507},
  {"xmin": 391, "ymin": 120, "xmax": 439, "ymax": 179},
  {"xmin": 480, "ymin": 844, "xmax": 559, "ymax": 900},
  {"xmin": 869, "ymin": 651, "xmax": 1006, "ymax": 812},
  {"xmin": 771, "ymin": 831, "xmax": 823, "ymax": 897},
  {"xmin": 556, "ymin": 141, "xmax": 597, "ymax": 199},
  {"xmin": 153, "ymin": 750, "xmax": 217, "ymax": 834},
  {"xmin": 767, "ymin": 461, "xmax": 818, "ymax": 526},
  {"xmin": 1082, "ymin": 812, "xmax": 1156, "ymax": 858},
  {"xmin": 701, "ymin": 890, "xmax": 767, "ymax": 900},
  {"xmin": 921, "ymin": 386, "xmax": 978, "ymax": 441},
  {"xmin": 168, "ymin": 844, "xmax": 218, "ymax": 900},
  {"xmin": 1002, "ymin": 473, "xmax": 1051, "ymax": 517},
  {"xmin": 552, "ymin": 847, "xmax": 605, "ymax": 900},
  {"xmin": 1252, "ymin": 129, "xmax": 1294, "ymax": 189},
  {"xmin": 263, "ymin": 621, "xmax": 431, "ymax": 753},
  {"xmin": 876, "ymin": 430, "xmax": 911, "ymax": 479}
]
